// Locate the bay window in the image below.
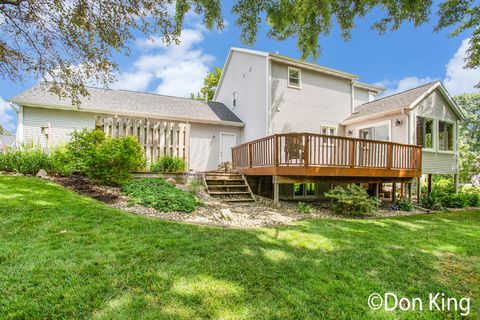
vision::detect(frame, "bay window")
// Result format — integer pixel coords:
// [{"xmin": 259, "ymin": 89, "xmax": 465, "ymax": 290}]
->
[{"xmin": 438, "ymin": 121, "xmax": 454, "ymax": 151}]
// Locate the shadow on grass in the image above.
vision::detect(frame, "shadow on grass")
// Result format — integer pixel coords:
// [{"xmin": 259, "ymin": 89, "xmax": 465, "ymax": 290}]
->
[{"xmin": 0, "ymin": 176, "xmax": 479, "ymax": 319}]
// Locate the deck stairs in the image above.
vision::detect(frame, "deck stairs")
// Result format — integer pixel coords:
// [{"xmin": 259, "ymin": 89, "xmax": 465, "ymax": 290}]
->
[{"xmin": 203, "ymin": 171, "xmax": 256, "ymax": 202}]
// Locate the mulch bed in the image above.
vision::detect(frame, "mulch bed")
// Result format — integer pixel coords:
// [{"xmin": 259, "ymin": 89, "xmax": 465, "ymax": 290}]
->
[{"xmin": 52, "ymin": 175, "xmax": 124, "ymax": 204}]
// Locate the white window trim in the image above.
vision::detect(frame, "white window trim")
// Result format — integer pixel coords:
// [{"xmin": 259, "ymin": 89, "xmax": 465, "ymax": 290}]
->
[
  {"xmin": 357, "ymin": 120, "xmax": 392, "ymax": 142},
  {"xmin": 293, "ymin": 183, "xmax": 317, "ymax": 199},
  {"xmin": 437, "ymin": 119, "xmax": 456, "ymax": 154},
  {"xmin": 287, "ymin": 66, "xmax": 301, "ymax": 89},
  {"xmin": 321, "ymin": 125, "xmax": 337, "ymax": 136},
  {"xmin": 416, "ymin": 115, "xmax": 436, "ymax": 152},
  {"xmin": 219, "ymin": 132, "xmax": 237, "ymax": 164}
]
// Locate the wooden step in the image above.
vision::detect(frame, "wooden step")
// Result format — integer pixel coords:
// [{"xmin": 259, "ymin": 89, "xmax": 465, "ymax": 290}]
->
[
  {"xmin": 221, "ymin": 198, "xmax": 256, "ymax": 202},
  {"xmin": 205, "ymin": 178, "xmax": 244, "ymax": 182},
  {"xmin": 207, "ymin": 184, "xmax": 248, "ymax": 188},
  {"xmin": 209, "ymin": 191, "xmax": 251, "ymax": 195}
]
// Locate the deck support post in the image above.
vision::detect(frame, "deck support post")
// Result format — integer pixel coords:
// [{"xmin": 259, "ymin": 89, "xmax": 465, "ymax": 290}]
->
[
  {"xmin": 273, "ymin": 176, "xmax": 279, "ymax": 205},
  {"xmin": 453, "ymin": 173, "xmax": 459, "ymax": 194},
  {"xmin": 427, "ymin": 174, "xmax": 432, "ymax": 195},
  {"xmin": 407, "ymin": 183, "xmax": 412, "ymax": 202},
  {"xmin": 416, "ymin": 177, "xmax": 421, "ymax": 204},
  {"xmin": 392, "ymin": 183, "xmax": 396, "ymax": 203},
  {"xmin": 400, "ymin": 183, "xmax": 404, "ymax": 199}
]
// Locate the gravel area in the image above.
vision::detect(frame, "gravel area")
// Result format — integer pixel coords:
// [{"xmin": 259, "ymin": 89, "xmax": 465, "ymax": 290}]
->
[{"xmin": 3, "ymin": 173, "xmax": 439, "ymax": 228}]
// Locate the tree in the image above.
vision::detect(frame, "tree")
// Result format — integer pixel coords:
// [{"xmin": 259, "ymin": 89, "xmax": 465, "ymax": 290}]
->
[
  {"xmin": 455, "ymin": 93, "xmax": 480, "ymax": 183},
  {"xmin": 201, "ymin": 67, "xmax": 222, "ymax": 101},
  {"xmin": 0, "ymin": 125, "xmax": 11, "ymax": 135},
  {"xmin": 0, "ymin": 0, "xmax": 223, "ymax": 104},
  {"xmin": 232, "ymin": 0, "xmax": 480, "ymax": 86}
]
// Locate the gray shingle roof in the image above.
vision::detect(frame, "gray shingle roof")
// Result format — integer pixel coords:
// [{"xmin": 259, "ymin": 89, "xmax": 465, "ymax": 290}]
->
[
  {"xmin": 10, "ymin": 84, "xmax": 243, "ymax": 125},
  {"xmin": 343, "ymin": 82, "xmax": 438, "ymax": 122}
]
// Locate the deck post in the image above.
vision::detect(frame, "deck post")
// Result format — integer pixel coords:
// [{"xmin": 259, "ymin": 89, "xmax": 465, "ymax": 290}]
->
[
  {"xmin": 416, "ymin": 177, "xmax": 421, "ymax": 204},
  {"xmin": 274, "ymin": 135, "xmax": 279, "ymax": 166},
  {"xmin": 248, "ymin": 144, "xmax": 253, "ymax": 168},
  {"xmin": 303, "ymin": 134, "xmax": 309, "ymax": 167},
  {"xmin": 349, "ymin": 140, "xmax": 356, "ymax": 168},
  {"xmin": 373, "ymin": 183, "xmax": 379, "ymax": 198},
  {"xmin": 427, "ymin": 174, "xmax": 432, "ymax": 195},
  {"xmin": 400, "ymin": 183, "xmax": 404, "ymax": 199},
  {"xmin": 273, "ymin": 176, "xmax": 279, "ymax": 205},
  {"xmin": 453, "ymin": 173, "xmax": 459, "ymax": 194},
  {"xmin": 392, "ymin": 183, "xmax": 396, "ymax": 203},
  {"xmin": 407, "ymin": 183, "xmax": 412, "ymax": 202}
]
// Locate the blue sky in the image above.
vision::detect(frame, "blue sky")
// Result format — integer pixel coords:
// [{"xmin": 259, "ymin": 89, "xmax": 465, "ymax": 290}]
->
[{"xmin": 1, "ymin": 2, "xmax": 479, "ymax": 133}]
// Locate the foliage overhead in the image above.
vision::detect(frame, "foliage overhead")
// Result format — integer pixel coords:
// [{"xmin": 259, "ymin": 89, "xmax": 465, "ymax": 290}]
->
[
  {"xmin": 201, "ymin": 67, "xmax": 222, "ymax": 101},
  {"xmin": 0, "ymin": 125, "xmax": 11, "ymax": 135},
  {"xmin": 0, "ymin": 0, "xmax": 223, "ymax": 105}
]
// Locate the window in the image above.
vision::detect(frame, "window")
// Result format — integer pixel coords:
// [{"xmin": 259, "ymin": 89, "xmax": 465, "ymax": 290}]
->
[
  {"xmin": 294, "ymin": 183, "xmax": 316, "ymax": 197},
  {"xmin": 358, "ymin": 121, "xmax": 390, "ymax": 141},
  {"xmin": 288, "ymin": 67, "xmax": 301, "ymax": 88},
  {"xmin": 321, "ymin": 126, "xmax": 336, "ymax": 136},
  {"xmin": 416, "ymin": 116, "xmax": 434, "ymax": 149},
  {"xmin": 232, "ymin": 91, "xmax": 237, "ymax": 108},
  {"xmin": 438, "ymin": 121, "xmax": 454, "ymax": 151}
]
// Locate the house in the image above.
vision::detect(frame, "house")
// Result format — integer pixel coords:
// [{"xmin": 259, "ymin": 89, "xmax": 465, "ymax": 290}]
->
[
  {"xmin": 9, "ymin": 47, "xmax": 465, "ymax": 203},
  {"xmin": 0, "ymin": 135, "xmax": 15, "ymax": 152},
  {"xmin": 213, "ymin": 48, "xmax": 464, "ymax": 201}
]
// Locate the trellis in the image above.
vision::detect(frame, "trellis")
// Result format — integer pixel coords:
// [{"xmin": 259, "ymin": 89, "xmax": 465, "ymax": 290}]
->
[{"xmin": 95, "ymin": 115, "xmax": 190, "ymax": 165}]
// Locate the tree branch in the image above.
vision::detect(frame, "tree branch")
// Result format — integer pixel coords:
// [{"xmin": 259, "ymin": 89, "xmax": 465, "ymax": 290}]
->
[{"xmin": 0, "ymin": 0, "xmax": 22, "ymax": 6}]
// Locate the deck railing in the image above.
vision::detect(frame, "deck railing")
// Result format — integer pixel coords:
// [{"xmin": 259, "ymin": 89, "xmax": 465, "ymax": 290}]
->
[{"xmin": 232, "ymin": 133, "xmax": 422, "ymax": 172}]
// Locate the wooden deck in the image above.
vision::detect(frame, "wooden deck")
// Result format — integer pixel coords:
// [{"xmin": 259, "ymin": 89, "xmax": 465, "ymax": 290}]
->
[{"xmin": 232, "ymin": 133, "xmax": 422, "ymax": 179}]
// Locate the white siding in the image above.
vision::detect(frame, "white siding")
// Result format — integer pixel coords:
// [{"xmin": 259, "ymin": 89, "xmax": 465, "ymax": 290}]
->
[
  {"xmin": 189, "ymin": 123, "xmax": 241, "ymax": 171},
  {"xmin": 22, "ymin": 107, "xmax": 95, "ymax": 149},
  {"xmin": 270, "ymin": 61, "xmax": 352, "ymax": 135},
  {"xmin": 412, "ymin": 90, "xmax": 459, "ymax": 174},
  {"xmin": 215, "ymin": 50, "xmax": 267, "ymax": 142},
  {"xmin": 354, "ymin": 87, "xmax": 370, "ymax": 108},
  {"xmin": 344, "ymin": 112, "xmax": 408, "ymax": 144}
]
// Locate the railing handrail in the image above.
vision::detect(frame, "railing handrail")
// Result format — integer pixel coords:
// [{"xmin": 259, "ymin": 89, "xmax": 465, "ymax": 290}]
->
[
  {"xmin": 232, "ymin": 132, "xmax": 422, "ymax": 151},
  {"xmin": 232, "ymin": 132, "xmax": 422, "ymax": 171}
]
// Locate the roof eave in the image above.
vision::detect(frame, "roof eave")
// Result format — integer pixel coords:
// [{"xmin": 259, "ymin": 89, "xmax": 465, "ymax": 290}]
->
[
  {"xmin": 354, "ymin": 81, "xmax": 385, "ymax": 93},
  {"xmin": 340, "ymin": 108, "xmax": 407, "ymax": 125},
  {"xmin": 11, "ymin": 100, "xmax": 245, "ymax": 127}
]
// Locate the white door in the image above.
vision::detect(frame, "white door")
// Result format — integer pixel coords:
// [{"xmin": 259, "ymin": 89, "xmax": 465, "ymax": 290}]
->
[{"xmin": 220, "ymin": 133, "xmax": 236, "ymax": 163}]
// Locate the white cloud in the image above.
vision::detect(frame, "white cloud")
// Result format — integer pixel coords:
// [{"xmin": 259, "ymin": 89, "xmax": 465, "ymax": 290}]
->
[
  {"xmin": 0, "ymin": 96, "xmax": 16, "ymax": 134},
  {"xmin": 112, "ymin": 26, "xmax": 214, "ymax": 97},
  {"xmin": 375, "ymin": 38, "xmax": 479, "ymax": 97},
  {"xmin": 444, "ymin": 38, "xmax": 480, "ymax": 95}
]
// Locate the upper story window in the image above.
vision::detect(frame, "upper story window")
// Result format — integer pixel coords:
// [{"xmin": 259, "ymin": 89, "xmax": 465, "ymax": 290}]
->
[
  {"xmin": 232, "ymin": 91, "xmax": 237, "ymax": 108},
  {"xmin": 416, "ymin": 116, "xmax": 434, "ymax": 149},
  {"xmin": 438, "ymin": 121, "xmax": 454, "ymax": 151},
  {"xmin": 288, "ymin": 67, "xmax": 301, "ymax": 89}
]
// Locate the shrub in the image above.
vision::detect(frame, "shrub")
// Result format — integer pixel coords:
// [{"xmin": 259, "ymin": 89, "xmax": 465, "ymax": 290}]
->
[
  {"xmin": 187, "ymin": 179, "xmax": 203, "ymax": 195},
  {"xmin": 297, "ymin": 201, "xmax": 314, "ymax": 214},
  {"xmin": 395, "ymin": 198, "xmax": 413, "ymax": 211},
  {"xmin": 440, "ymin": 192, "xmax": 470, "ymax": 208},
  {"xmin": 66, "ymin": 129, "xmax": 146, "ymax": 185},
  {"xmin": 325, "ymin": 184, "xmax": 380, "ymax": 217},
  {"xmin": 434, "ymin": 178, "xmax": 455, "ymax": 193},
  {"xmin": 151, "ymin": 156, "xmax": 186, "ymax": 173},
  {"xmin": 419, "ymin": 191, "xmax": 443, "ymax": 210},
  {"xmin": 0, "ymin": 143, "xmax": 50, "ymax": 174},
  {"xmin": 48, "ymin": 146, "xmax": 76, "ymax": 176},
  {"xmin": 460, "ymin": 185, "xmax": 480, "ymax": 207},
  {"xmin": 122, "ymin": 178, "xmax": 197, "ymax": 212}
]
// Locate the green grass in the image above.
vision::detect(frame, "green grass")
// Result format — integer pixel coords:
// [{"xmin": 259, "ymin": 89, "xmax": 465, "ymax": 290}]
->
[{"xmin": 0, "ymin": 176, "xmax": 479, "ymax": 319}]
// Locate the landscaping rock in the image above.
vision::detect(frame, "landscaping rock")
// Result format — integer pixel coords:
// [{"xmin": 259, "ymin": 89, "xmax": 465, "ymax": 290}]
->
[
  {"xmin": 166, "ymin": 178, "xmax": 176, "ymax": 185},
  {"xmin": 36, "ymin": 169, "xmax": 49, "ymax": 179},
  {"xmin": 220, "ymin": 208, "xmax": 234, "ymax": 221}
]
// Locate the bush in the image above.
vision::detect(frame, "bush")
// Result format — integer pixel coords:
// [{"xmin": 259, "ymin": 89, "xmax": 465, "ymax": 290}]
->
[
  {"xmin": 460, "ymin": 185, "xmax": 480, "ymax": 207},
  {"xmin": 67, "ymin": 129, "xmax": 146, "ymax": 185},
  {"xmin": 325, "ymin": 184, "xmax": 380, "ymax": 217},
  {"xmin": 297, "ymin": 201, "xmax": 313, "ymax": 214},
  {"xmin": 48, "ymin": 146, "xmax": 76, "ymax": 176},
  {"xmin": 187, "ymin": 179, "xmax": 203, "ymax": 195},
  {"xmin": 151, "ymin": 156, "xmax": 186, "ymax": 173},
  {"xmin": 122, "ymin": 178, "xmax": 197, "ymax": 212},
  {"xmin": 0, "ymin": 144, "xmax": 50, "ymax": 174},
  {"xmin": 440, "ymin": 192, "xmax": 470, "ymax": 208},
  {"xmin": 395, "ymin": 198, "xmax": 413, "ymax": 211},
  {"xmin": 434, "ymin": 178, "xmax": 455, "ymax": 193},
  {"xmin": 420, "ymin": 191, "xmax": 443, "ymax": 210}
]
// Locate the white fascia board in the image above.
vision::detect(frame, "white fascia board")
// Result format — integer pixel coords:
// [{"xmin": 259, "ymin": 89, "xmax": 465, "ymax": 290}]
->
[{"xmin": 340, "ymin": 108, "xmax": 406, "ymax": 126}]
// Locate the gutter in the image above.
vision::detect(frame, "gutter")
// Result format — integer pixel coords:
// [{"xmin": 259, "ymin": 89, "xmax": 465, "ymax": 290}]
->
[
  {"xmin": 9, "ymin": 102, "xmax": 23, "ymax": 142},
  {"xmin": 341, "ymin": 108, "xmax": 407, "ymax": 126},
  {"xmin": 350, "ymin": 79, "xmax": 357, "ymax": 114}
]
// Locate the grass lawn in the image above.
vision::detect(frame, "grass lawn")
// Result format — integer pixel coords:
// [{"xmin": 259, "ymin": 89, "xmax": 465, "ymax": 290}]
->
[{"xmin": 0, "ymin": 176, "xmax": 479, "ymax": 319}]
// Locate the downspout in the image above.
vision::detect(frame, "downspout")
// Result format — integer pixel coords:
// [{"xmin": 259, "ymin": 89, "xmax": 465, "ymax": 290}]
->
[
  {"xmin": 9, "ymin": 102, "xmax": 23, "ymax": 144},
  {"xmin": 266, "ymin": 56, "xmax": 272, "ymax": 135},
  {"xmin": 350, "ymin": 79, "xmax": 357, "ymax": 114}
]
